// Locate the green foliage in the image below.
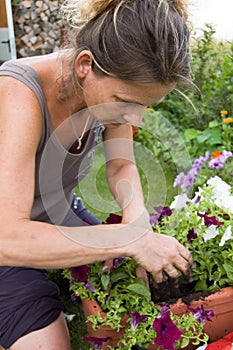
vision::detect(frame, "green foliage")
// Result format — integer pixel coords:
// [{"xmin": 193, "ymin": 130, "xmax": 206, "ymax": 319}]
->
[
  {"xmin": 143, "ymin": 24, "xmax": 233, "ymax": 161},
  {"xmin": 64, "ymin": 258, "xmax": 206, "ymax": 350},
  {"xmin": 156, "ymin": 177, "xmax": 233, "ymax": 292}
]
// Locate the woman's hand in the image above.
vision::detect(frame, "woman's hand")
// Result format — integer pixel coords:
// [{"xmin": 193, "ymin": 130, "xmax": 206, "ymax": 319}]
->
[{"xmin": 126, "ymin": 228, "xmax": 193, "ymax": 285}]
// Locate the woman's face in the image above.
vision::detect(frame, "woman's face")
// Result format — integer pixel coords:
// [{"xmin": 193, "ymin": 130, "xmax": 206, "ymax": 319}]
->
[
  {"xmin": 76, "ymin": 52, "xmax": 175, "ymax": 126},
  {"xmin": 83, "ymin": 75, "xmax": 174, "ymax": 126}
]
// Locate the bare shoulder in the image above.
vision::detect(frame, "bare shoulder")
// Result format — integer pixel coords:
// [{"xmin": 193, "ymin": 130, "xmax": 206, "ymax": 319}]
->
[
  {"xmin": 0, "ymin": 73, "xmax": 42, "ymax": 154},
  {"xmin": 0, "ymin": 74, "xmax": 42, "ymax": 144}
]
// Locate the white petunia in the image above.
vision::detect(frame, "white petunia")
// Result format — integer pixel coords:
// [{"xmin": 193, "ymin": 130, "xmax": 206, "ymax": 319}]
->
[
  {"xmin": 219, "ymin": 226, "xmax": 232, "ymax": 246},
  {"xmin": 170, "ymin": 193, "xmax": 190, "ymax": 210},
  {"xmin": 207, "ymin": 176, "xmax": 233, "ymax": 213},
  {"xmin": 215, "ymin": 196, "xmax": 233, "ymax": 214},
  {"xmin": 65, "ymin": 314, "xmax": 76, "ymax": 322},
  {"xmin": 203, "ymin": 225, "xmax": 219, "ymax": 242},
  {"xmin": 207, "ymin": 176, "xmax": 231, "ymax": 195}
]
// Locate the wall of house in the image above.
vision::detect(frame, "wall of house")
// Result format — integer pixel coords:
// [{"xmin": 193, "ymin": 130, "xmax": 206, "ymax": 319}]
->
[{"xmin": 13, "ymin": 0, "xmax": 65, "ymax": 57}]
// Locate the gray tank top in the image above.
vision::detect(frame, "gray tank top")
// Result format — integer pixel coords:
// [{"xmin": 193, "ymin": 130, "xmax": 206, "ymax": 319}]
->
[{"xmin": 0, "ymin": 60, "xmax": 104, "ymax": 225}]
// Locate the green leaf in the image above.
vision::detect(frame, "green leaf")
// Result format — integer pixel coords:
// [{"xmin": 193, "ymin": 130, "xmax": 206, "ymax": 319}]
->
[
  {"xmin": 101, "ymin": 274, "xmax": 110, "ymax": 290},
  {"xmin": 183, "ymin": 128, "xmax": 198, "ymax": 141},
  {"xmin": 207, "ymin": 129, "xmax": 222, "ymax": 145},
  {"xmin": 111, "ymin": 271, "xmax": 129, "ymax": 284},
  {"xmin": 197, "ymin": 129, "xmax": 211, "ymax": 143},
  {"xmin": 223, "ymin": 262, "xmax": 233, "ymax": 280},
  {"xmin": 194, "ymin": 279, "xmax": 209, "ymax": 291},
  {"xmin": 126, "ymin": 283, "xmax": 151, "ymax": 299},
  {"xmin": 209, "ymin": 120, "xmax": 219, "ymax": 128},
  {"xmin": 134, "ymin": 278, "xmax": 147, "ymax": 285},
  {"xmin": 180, "ymin": 337, "xmax": 190, "ymax": 348}
]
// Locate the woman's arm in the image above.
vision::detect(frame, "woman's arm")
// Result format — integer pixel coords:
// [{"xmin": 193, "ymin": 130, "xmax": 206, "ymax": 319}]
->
[
  {"xmin": 103, "ymin": 123, "xmax": 146, "ymax": 223},
  {"xmin": 102, "ymin": 123, "xmax": 193, "ymax": 283}
]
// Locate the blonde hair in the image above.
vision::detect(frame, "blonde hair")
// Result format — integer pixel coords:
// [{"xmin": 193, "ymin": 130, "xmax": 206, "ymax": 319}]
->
[{"xmin": 61, "ymin": 0, "xmax": 192, "ymax": 85}]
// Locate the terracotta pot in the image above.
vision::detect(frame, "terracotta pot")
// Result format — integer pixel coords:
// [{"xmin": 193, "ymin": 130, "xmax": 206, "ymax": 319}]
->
[
  {"xmin": 148, "ymin": 286, "xmax": 233, "ymax": 350},
  {"xmin": 82, "ymin": 287, "xmax": 233, "ymax": 350},
  {"xmin": 82, "ymin": 299, "xmax": 129, "ymax": 350}
]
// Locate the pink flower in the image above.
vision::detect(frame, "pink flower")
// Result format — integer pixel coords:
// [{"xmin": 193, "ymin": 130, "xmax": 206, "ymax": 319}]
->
[{"xmin": 153, "ymin": 306, "xmax": 183, "ymax": 350}]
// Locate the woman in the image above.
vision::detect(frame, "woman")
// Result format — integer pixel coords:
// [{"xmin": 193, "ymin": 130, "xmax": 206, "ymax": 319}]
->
[{"xmin": 0, "ymin": 0, "xmax": 193, "ymax": 348}]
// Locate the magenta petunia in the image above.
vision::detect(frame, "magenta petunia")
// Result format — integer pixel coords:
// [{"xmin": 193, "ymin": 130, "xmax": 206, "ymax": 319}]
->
[
  {"xmin": 69, "ymin": 265, "xmax": 89, "ymax": 282},
  {"xmin": 104, "ymin": 213, "xmax": 122, "ymax": 224},
  {"xmin": 130, "ymin": 311, "xmax": 148, "ymax": 329},
  {"xmin": 83, "ymin": 336, "xmax": 111, "ymax": 349},
  {"xmin": 187, "ymin": 305, "xmax": 214, "ymax": 324},
  {"xmin": 153, "ymin": 305, "xmax": 183, "ymax": 350},
  {"xmin": 154, "ymin": 206, "xmax": 172, "ymax": 217},
  {"xmin": 187, "ymin": 228, "xmax": 198, "ymax": 243},
  {"xmin": 197, "ymin": 213, "xmax": 224, "ymax": 227}
]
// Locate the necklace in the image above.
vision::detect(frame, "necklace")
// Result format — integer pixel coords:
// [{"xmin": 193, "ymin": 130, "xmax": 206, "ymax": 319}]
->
[
  {"xmin": 75, "ymin": 113, "xmax": 91, "ymax": 150},
  {"xmin": 59, "ymin": 53, "xmax": 91, "ymax": 151}
]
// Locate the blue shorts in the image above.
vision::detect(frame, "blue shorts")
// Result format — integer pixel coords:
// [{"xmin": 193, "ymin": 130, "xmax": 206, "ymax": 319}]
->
[{"xmin": 0, "ymin": 196, "xmax": 101, "ymax": 348}]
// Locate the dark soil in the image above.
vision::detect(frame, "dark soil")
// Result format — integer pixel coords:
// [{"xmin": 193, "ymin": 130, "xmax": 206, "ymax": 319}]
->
[{"xmin": 150, "ymin": 279, "xmax": 213, "ymax": 305}]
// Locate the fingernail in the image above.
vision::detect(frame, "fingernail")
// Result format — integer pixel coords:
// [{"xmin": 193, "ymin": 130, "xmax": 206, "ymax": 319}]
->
[{"xmin": 102, "ymin": 266, "xmax": 108, "ymax": 273}]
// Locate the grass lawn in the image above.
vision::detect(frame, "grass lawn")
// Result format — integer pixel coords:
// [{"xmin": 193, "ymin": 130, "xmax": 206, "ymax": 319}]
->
[{"xmin": 50, "ymin": 143, "xmax": 178, "ymax": 349}]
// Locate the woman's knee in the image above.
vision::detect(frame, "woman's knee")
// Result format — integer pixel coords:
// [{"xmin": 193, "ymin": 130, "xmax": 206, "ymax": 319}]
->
[{"xmin": 9, "ymin": 313, "xmax": 72, "ymax": 350}]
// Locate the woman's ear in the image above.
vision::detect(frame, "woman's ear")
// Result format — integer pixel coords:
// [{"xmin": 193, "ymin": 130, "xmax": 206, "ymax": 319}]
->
[{"xmin": 75, "ymin": 50, "xmax": 93, "ymax": 78}]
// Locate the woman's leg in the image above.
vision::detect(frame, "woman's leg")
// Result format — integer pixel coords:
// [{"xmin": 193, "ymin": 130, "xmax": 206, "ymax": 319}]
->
[{"xmin": 9, "ymin": 313, "xmax": 72, "ymax": 350}]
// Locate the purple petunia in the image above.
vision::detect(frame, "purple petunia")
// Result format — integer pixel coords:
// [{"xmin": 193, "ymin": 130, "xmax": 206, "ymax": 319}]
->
[
  {"xmin": 83, "ymin": 336, "xmax": 111, "ymax": 349},
  {"xmin": 174, "ymin": 152, "xmax": 210, "ymax": 189},
  {"xmin": 69, "ymin": 265, "xmax": 89, "ymax": 282},
  {"xmin": 70, "ymin": 293, "xmax": 77, "ymax": 302},
  {"xmin": 149, "ymin": 213, "xmax": 161, "ymax": 226},
  {"xmin": 153, "ymin": 305, "xmax": 183, "ymax": 350},
  {"xmin": 84, "ymin": 282, "xmax": 96, "ymax": 292},
  {"xmin": 187, "ymin": 305, "xmax": 214, "ymax": 324},
  {"xmin": 150, "ymin": 206, "xmax": 172, "ymax": 226},
  {"xmin": 208, "ymin": 150, "xmax": 233, "ymax": 170},
  {"xmin": 113, "ymin": 256, "xmax": 126, "ymax": 269},
  {"xmin": 130, "ymin": 311, "xmax": 148, "ymax": 329},
  {"xmin": 197, "ymin": 213, "xmax": 224, "ymax": 227}
]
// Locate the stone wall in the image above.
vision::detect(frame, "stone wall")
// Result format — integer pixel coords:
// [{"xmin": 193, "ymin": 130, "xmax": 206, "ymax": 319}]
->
[{"xmin": 13, "ymin": 0, "xmax": 65, "ymax": 57}]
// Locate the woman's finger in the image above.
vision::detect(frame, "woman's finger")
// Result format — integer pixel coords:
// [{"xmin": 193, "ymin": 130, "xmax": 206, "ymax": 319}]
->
[
  {"xmin": 102, "ymin": 259, "xmax": 114, "ymax": 273},
  {"xmin": 135, "ymin": 266, "xmax": 150, "ymax": 290}
]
